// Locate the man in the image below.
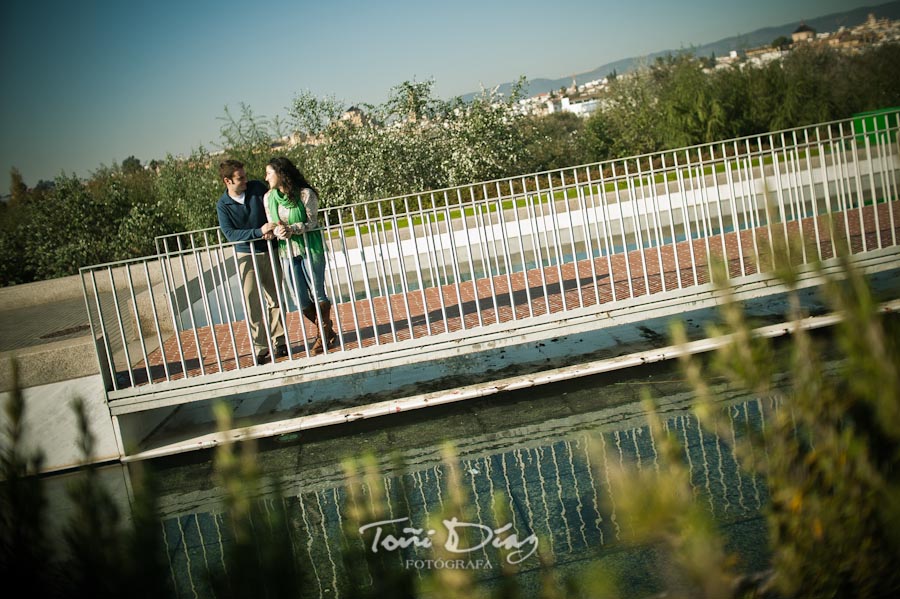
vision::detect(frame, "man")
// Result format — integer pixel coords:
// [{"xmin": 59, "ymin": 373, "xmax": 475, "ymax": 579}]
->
[{"xmin": 216, "ymin": 159, "xmax": 288, "ymax": 364}]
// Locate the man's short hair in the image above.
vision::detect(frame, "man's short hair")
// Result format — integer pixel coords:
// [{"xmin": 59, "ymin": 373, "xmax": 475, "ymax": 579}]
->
[{"xmin": 218, "ymin": 159, "xmax": 245, "ymax": 181}]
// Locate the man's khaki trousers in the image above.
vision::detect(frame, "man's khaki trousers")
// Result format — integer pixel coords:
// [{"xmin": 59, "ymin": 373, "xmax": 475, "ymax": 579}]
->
[{"xmin": 237, "ymin": 251, "xmax": 285, "ymax": 354}]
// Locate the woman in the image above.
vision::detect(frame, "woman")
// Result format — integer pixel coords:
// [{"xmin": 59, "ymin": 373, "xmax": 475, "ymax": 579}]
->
[{"xmin": 264, "ymin": 156, "xmax": 336, "ymax": 355}]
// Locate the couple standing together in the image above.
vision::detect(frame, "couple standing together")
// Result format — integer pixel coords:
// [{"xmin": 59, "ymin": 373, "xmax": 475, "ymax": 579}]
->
[{"xmin": 216, "ymin": 157, "xmax": 336, "ymax": 364}]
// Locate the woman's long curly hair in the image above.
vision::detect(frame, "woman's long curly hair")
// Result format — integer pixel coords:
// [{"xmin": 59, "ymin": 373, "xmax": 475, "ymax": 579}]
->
[{"xmin": 267, "ymin": 156, "xmax": 317, "ymax": 201}]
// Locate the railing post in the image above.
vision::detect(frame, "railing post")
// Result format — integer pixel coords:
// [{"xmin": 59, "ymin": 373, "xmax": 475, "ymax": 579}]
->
[
  {"xmin": 508, "ymin": 179, "xmax": 534, "ymax": 317},
  {"xmin": 141, "ymin": 260, "xmax": 171, "ymax": 382},
  {"xmin": 422, "ymin": 193, "xmax": 450, "ymax": 331},
  {"xmin": 609, "ymin": 160, "xmax": 635, "ymax": 298},
  {"xmin": 569, "ymin": 169, "xmax": 593, "ymax": 308},
  {"xmin": 405, "ymin": 195, "xmax": 432, "ymax": 335},
  {"xmin": 494, "ymin": 180, "xmax": 518, "ymax": 319},
  {"xmin": 123, "ymin": 263, "xmax": 152, "ymax": 384},
  {"xmin": 658, "ymin": 152, "xmax": 684, "ymax": 288},
  {"xmin": 585, "ymin": 165, "xmax": 618, "ymax": 302},
  {"xmin": 81, "ymin": 269, "xmax": 115, "ymax": 392},
  {"xmin": 672, "ymin": 151, "xmax": 699, "ymax": 287},
  {"xmin": 524, "ymin": 176, "xmax": 551, "ymax": 313},
  {"xmin": 442, "ymin": 192, "xmax": 468, "ymax": 330}
]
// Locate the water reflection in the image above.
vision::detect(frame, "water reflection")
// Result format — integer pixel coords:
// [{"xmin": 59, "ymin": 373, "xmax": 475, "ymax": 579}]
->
[{"xmin": 151, "ymin": 362, "xmax": 781, "ymax": 598}]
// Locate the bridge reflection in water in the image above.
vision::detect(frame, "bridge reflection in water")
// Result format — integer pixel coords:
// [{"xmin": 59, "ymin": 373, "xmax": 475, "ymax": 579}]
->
[{"xmin": 153, "ymin": 359, "xmax": 792, "ymax": 598}]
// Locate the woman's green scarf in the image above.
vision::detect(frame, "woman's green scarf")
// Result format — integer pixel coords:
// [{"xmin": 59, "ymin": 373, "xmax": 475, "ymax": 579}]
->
[{"xmin": 268, "ymin": 188, "xmax": 324, "ymax": 257}]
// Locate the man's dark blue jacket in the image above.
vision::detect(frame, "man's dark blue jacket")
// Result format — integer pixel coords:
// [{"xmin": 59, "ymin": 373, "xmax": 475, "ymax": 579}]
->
[{"xmin": 216, "ymin": 180, "xmax": 272, "ymax": 254}]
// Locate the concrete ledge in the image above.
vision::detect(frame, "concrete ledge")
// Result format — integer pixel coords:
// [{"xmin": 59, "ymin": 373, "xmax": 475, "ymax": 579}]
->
[
  {"xmin": 0, "ymin": 335, "xmax": 100, "ymax": 392},
  {"xmin": 0, "ymin": 264, "xmax": 173, "ymax": 393},
  {"xmin": 0, "ymin": 273, "xmax": 86, "ymax": 311},
  {"xmin": 0, "ymin": 264, "xmax": 169, "ymax": 315},
  {"xmin": 0, "ymin": 374, "xmax": 119, "ymax": 473}
]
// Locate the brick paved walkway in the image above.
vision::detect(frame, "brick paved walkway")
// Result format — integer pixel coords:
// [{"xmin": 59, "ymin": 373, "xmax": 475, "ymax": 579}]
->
[{"xmin": 126, "ymin": 201, "xmax": 899, "ymax": 388}]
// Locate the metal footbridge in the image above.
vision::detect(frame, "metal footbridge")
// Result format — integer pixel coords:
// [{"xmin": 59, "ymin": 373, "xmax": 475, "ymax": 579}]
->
[{"xmin": 78, "ymin": 112, "xmax": 900, "ymax": 458}]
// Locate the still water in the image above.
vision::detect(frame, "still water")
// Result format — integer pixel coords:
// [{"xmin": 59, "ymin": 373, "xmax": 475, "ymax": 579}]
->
[{"xmin": 130, "ymin": 354, "xmax": 791, "ymax": 598}]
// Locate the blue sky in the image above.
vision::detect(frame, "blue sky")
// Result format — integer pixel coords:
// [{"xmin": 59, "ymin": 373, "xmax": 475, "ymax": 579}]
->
[{"xmin": 0, "ymin": 0, "xmax": 884, "ymax": 187}]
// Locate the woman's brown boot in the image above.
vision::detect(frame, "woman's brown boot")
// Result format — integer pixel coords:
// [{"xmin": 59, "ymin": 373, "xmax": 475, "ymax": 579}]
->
[
  {"xmin": 302, "ymin": 305, "xmax": 320, "ymax": 354},
  {"xmin": 311, "ymin": 300, "xmax": 337, "ymax": 355}
]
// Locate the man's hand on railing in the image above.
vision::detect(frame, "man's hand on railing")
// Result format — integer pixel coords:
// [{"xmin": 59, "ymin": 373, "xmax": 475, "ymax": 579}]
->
[{"xmin": 260, "ymin": 221, "xmax": 277, "ymax": 241}]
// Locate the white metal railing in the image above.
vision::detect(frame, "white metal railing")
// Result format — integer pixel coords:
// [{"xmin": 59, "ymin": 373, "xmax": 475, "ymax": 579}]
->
[{"xmin": 82, "ymin": 112, "xmax": 900, "ymax": 394}]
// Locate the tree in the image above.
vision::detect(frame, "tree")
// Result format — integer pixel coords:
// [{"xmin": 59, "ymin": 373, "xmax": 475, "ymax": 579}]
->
[
  {"xmin": 153, "ymin": 148, "xmax": 222, "ymax": 233},
  {"xmin": 295, "ymin": 80, "xmax": 529, "ymax": 207},
  {"xmin": 593, "ymin": 64, "xmax": 665, "ymax": 157},
  {"xmin": 771, "ymin": 44, "xmax": 840, "ymax": 130},
  {"xmin": 1, "ymin": 169, "xmax": 35, "ymax": 283},
  {"xmin": 121, "ymin": 155, "xmax": 142, "ymax": 175},
  {"xmin": 700, "ymin": 52, "xmax": 717, "ymax": 69},
  {"xmin": 523, "ymin": 111, "xmax": 588, "ymax": 172},
  {"xmin": 8, "ymin": 168, "xmax": 27, "ymax": 209},
  {"xmin": 654, "ymin": 53, "xmax": 726, "ymax": 145},
  {"xmin": 857, "ymin": 42, "xmax": 900, "ymax": 109},
  {"xmin": 580, "ymin": 111, "xmax": 616, "ymax": 162},
  {"xmin": 288, "ymin": 90, "xmax": 346, "ymax": 137},
  {"xmin": 772, "ymin": 35, "xmax": 791, "ymax": 49},
  {"xmin": 6, "ymin": 43, "xmax": 900, "ymax": 288},
  {"xmin": 217, "ymin": 102, "xmax": 273, "ymax": 151},
  {"xmin": 386, "ymin": 79, "xmax": 442, "ymax": 123}
]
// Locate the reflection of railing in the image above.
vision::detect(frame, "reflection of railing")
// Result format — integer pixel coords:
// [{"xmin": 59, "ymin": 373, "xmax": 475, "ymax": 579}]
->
[
  {"xmin": 81, "ymin": 113, "xmax": 900, "ymax": 394},
  {"xmin": 157, "ymin": 390, "xmax": 779, "ymax": 598}
]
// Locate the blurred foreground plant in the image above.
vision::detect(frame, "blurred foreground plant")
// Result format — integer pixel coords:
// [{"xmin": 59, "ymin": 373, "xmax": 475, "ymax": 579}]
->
[
  {"xmin": 207, "ymin": 404, "xmax": 307, "ymax": 599},
  {"xmin": 593, "ymin": 392, "xmax": 743, "ymax": 599},
  {"xmin": 0, "ymin": 360, "xmax": 52, "ymax": 595},
  {"xmin": 0, "ymin": 360, "xmax": 171, "ymax": 599},
  {"xmin": 670, "ymin": 248, "xmax": 900, "ymax": 598}
]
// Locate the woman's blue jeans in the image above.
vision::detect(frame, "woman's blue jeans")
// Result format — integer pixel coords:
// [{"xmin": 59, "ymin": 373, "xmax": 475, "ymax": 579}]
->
[{"xmin": 284, "ymin": 252, "xmax": 328, "ymax": 310}]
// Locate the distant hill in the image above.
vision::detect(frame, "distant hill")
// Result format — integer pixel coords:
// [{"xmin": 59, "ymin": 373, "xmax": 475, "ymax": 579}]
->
[{"xmin": 462, "ymin": 0, "xmax": 900, "ymax": 101}]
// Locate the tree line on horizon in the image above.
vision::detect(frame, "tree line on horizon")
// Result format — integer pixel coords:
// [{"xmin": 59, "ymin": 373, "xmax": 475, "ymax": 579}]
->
[{"xmin": 1, "ymin": 42, "xmax": 898, "ymax": 287}]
